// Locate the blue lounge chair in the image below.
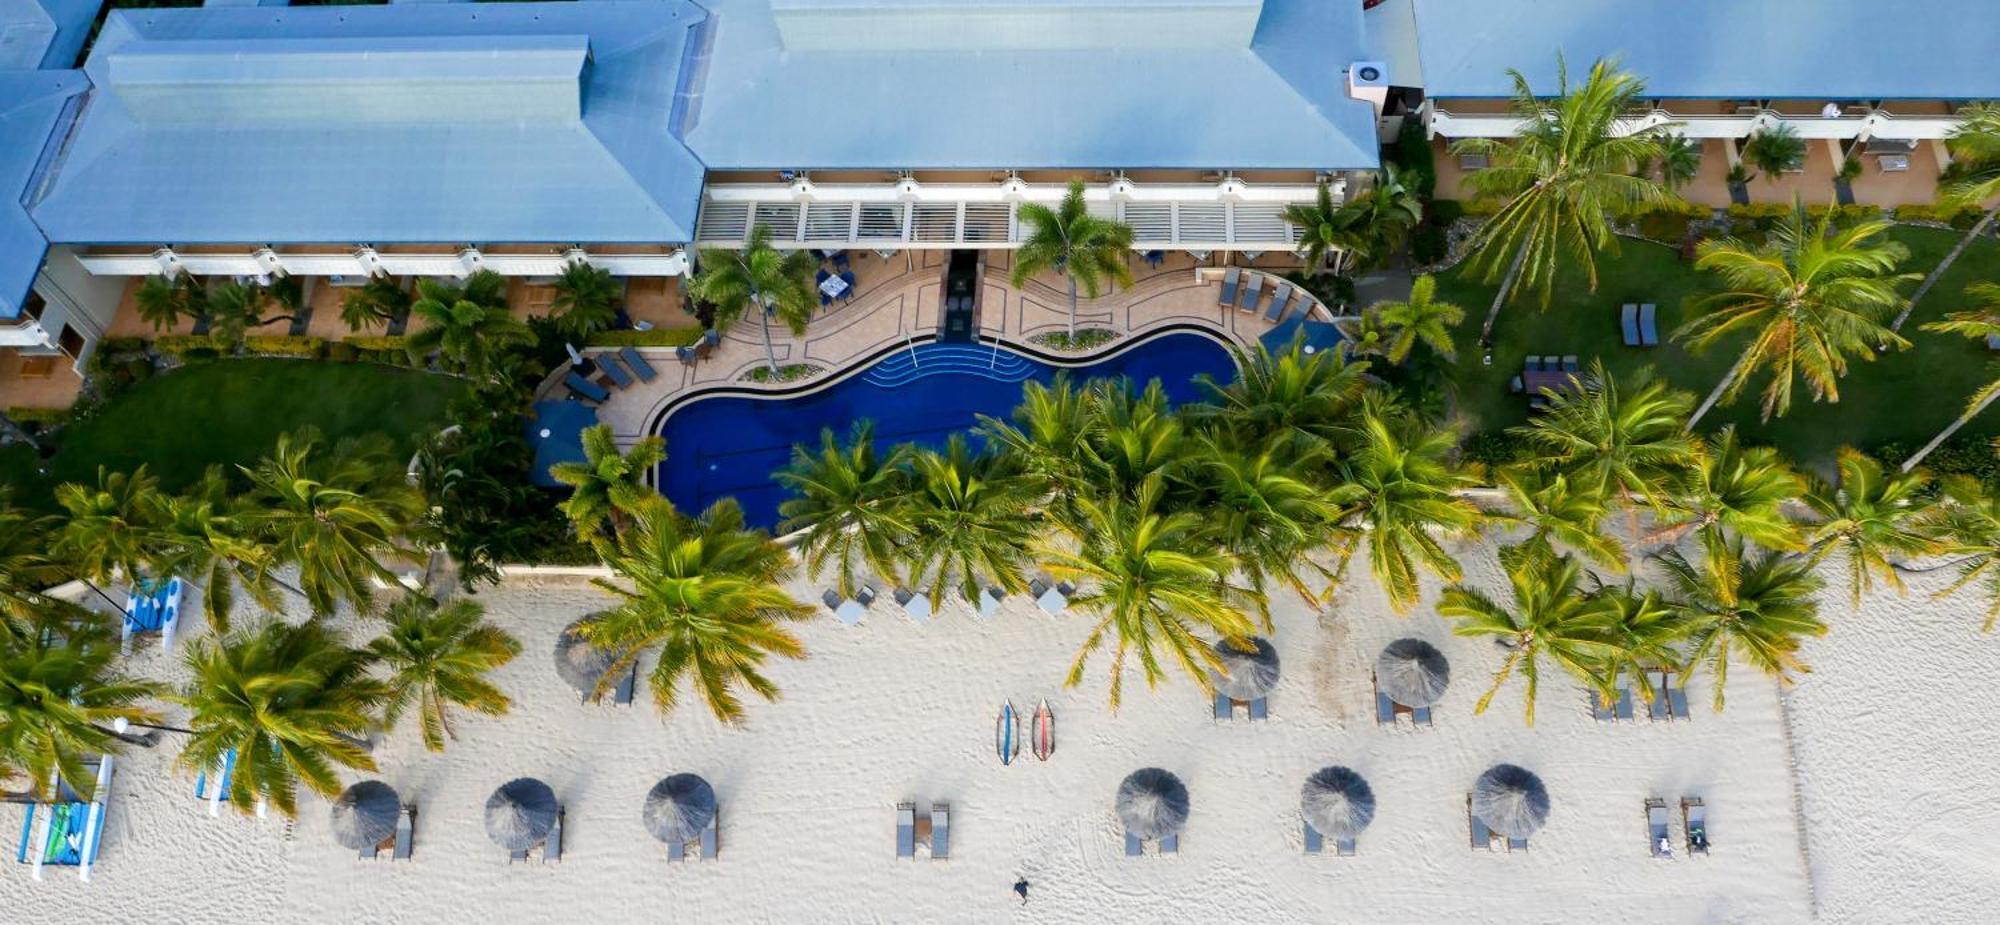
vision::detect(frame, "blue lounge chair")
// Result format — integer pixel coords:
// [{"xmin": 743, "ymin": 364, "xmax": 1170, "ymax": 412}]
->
[
  {"xmin": 1304, "ymin": 821, "xmax": 1323, "ymax": 854},
  {"xmin": 1615, "ymin": 685, "xmax": 1635, "ymax": 721},
  {"xmin": 1216, "ymin": 267, "xmax": 1240, "ymax": 307},
  {"xmin": 19, "ymin": 801, "xmax": 104, "ymax": 871},
  {"xmin": 1264, "ymin": 283, "xmax": 1294, "ymax": 322},
  {"xmin": 1214, "ymin": 693, "xmax": 1231, "ymax": 720},
  {"xmin": 1988, "ymin": 333, "xmax": 2000, "ymax": 351},
  {"xmin": 1562, "ymin": 355, "xmax": 1579, "ymax": 372},
  {"xmin": 1507, "ymin": 835, "xmax": 1529, "ymax": 852},
  {"xmin": 1647, "ymin": 799, "xmax": 1672, "ymax": 858},
  {"xmin": 896, "ymin": 803, "xmax": 915, "ymax": 859},
  {"xmin": 1666, "ymin": 676, "xmax": 1691, "ymax": 721},
  {"xmin": 1125, "ymin": 832, "xmax": 1143, "ymax": 856},
  {"xmin": 613, "ymin": 662, "xmax": 637, "ymax": 705},
  {"xmin": 1683, "ymin": 798, "xmax": 1710, "ymax": 855},
  {"xmin": 195, "ymin": 748, "xmax": 237, "ymax": 816},
  {"xmin": 1525, "ymin": 355, "xmax": 1543, "ymax": 372},
  {"xmin": 1158, "ymin": 834, "xmax": 1178, "ymax": 855},
  {"xmin": 1411, "ymin": 705, "xmax": 1433, "ymax": 726},
  {"xmin": 1374, "ymin": 682, "xmax": 1396, "ymax": 727},
  {"xmin": 668, "ymin": 837, "xmax": 686, "ymax": 862},
  {"xmin": 1236, "ymin": 273, "xmax": 1264, "ymax": 313},
  {"xmin": 1621, "ymin": 304, "xmax": 1640, "ymax": 346},
  {"xmin": 1249, "ymin": 697, "xmax": 1268, "ymax": 721},
  {"xmin": 839, "ymin": 271, "xmax": 857, "ymax": 302},
  {"xmin": 1648, "ymin": 670, "xmax": 1671, "ymax": 720},
  {"xmin": 565, "ymin": 372, "xmax": 609, "ymax": 403},
  {"xmin": 1337, "ymin": 835, "xmax": 1357, "ymax": 857},
  {"xmin": 700, "ymin": 812, "xmax": 718, "ymax": 859},
  {"xmin": 391, "ymin": 805, "xmax": 414, "ymax": 860},
  {"xmin": 894, "ymin": 587, "xmax": 932, "ymax": 625},
  {"xmin": 1268, "ymin": 288, "xmax": 1300, "ymax": 324},
  {"xmin": 930, "ymin": 804, "xmax": 949, "ymax": 860},
  {"xmin": 597, "ymin": 354, "xmax": 633, "ymax": 388},
  {"xmin": 1468, "ymin": 797, "xmax": 1494, "ymax": 850},
  {"xmin": 619, "ymin": 346, "xmax": 658, "ymax": 383},
  {"xmin": 545, "ymin": 808, "xmax": 563, "ymax": 863},
  {"xmin": 1640, "ymin": 303, "xmax": 1660, "ymax": 346}
]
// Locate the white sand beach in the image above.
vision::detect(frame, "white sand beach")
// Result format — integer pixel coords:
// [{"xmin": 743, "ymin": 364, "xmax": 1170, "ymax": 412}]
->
[{"xmin": 1, "ymin": 540, "xmax": 1991, "ymax": 924}]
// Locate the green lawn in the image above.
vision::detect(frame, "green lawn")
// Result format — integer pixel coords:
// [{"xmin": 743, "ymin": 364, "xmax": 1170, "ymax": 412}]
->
[
  {"xmin": 1436, "ymin": 225, "xmax": 2000, "ymax": 466},
  {"xmin": 3, "ymin": 359, "xmax": 466, "ymax": 509}
]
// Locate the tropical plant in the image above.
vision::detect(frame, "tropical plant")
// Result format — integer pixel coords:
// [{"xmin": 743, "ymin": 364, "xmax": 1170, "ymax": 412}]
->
[
  {"xmin": 689, "ymin": 224, "xmax": 818, "ymax": 374},
  {"xmin": 1904, "ymin": 282, "xmax": 2000, "ymax": 469},
  {"xmin": 1371, "ymin": 274, "xmax": 1463, "ymax": 364},
  {"xmin": 1041, "ymin": 475, "xmax": 1261, "ymax": 709},
  {"xmin": 1509, "ymin": 361, "xmax": 1696, "ymax": 503},
  {"xmin": 1451, "ymin": 56, "xmax": 1671, "ymax": 344},
  {"xmin": 1329, "ymin": 402, "xmax": 1481, "ymax": 612},
  {"xmin": 1493, "ymin": 466, "xmax": 1625, "ymax": 571},
  {"xmin": 1283, "ymin": 167, "xmax": 1423, "ymax": 280},
  {"xmin": 339, "ymin": 277, "xmax": 411, "ymax": 333},
  {"xmin": 1012, "ymin": 179, "xmax": 1136, "ymax": 336},
  {"xmin": 0, "ymin": 607, "xmax": 164, "ymax": 799},
  {"xmin": 550, "ymin": 259, "xmax": 622, "ymax": 340},
  {"xmin": 1195, "ymin": 340, "xmax": 1370, "ymax": 454},
  {"xmin": 1741, "ymin": 123, "xmax": 1806, "ymax": 182},
  {"xmin": 548, "ymin": 425, "xmax": 666, "ymax": 540},
  {"xmin": 150, "ymin": 466, "xmax": 283, "ymax": 633},
  {"xmin": 1077, "ymin": 379, "xmax": 1188, "ymax": 502},
  {"xmin": 1676, "ymin": 198, "xmax": 1915, "ymax": 428},
  {"xmin": 52, "ymin": 466, "xmax": 167, "ymax": 603},
  {"xmin": 1438, "ymin": 543, "xmax": 1618, "ymax": 724},
  {"xmin": 776, "ymin": 422, "xmax": 911, "ymax": 599},
  {"xmin": 132, "ymin": 274, "xmax": 207, "ymax": 332},
  {"xmin": 1650, "ymin": 133, "xmax": 1702, "ymax": 191},
  {"xmin": 0, "ymin": 496, "xmax": 66, "ymax": 620},
  {"xmin": 1923, "ymin": 476, "xmax": 2000, "ymax": 631},
  {"xmin": 586, "ymin": 498, "xmax": 811, "ymax": 723},
  {"xmin": 201, "ymin": 279, "xmax": 300, "ymax": 345},
  {"xmin": 404, "ymin": 270, "xmax": 533, "ymax": 378},
  {"xmin": 1653, "ymin": 426, "xmax": 1806, "ymax": 559},
  {"xmin": 242, "ymin": 429, "xmax": 425, "ymax": 616},
  {"xmin": 977, "ymin": 375, "xmax": 1099, "ymax": 494},
  {"xmin": 366, "ymin": 594, "xmax": 520, "ymax": 752},
  {"xmin": 1584, "ymin": 582, "xmax": 1692, "ymax": 710},
  {"xmin": 1657, "ymin": 540, "xmax": 1826, "ymax": 710},
  {"xmin": 178, "ymin": 621, "xmax": 386, "ymax": 817},
  {"xmin": 1891, "ymin": 103, "xmax": 2000, "ymax": 330},
  {"xmin": 1188, "ymin": 437, "xmax": 1342, "ymax": 610},
  {"xmin": 1800, "ymin": 447, "xmax": 1942, "ymax": 606},
  {"xmin": 895, "ymin": 435, "xmax": 1038, "ymax": 608}
]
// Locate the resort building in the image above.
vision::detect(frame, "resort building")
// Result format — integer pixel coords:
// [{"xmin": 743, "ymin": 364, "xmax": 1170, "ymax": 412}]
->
[{"xmin": 1401, "ymin": 0, "xmax": 2000, "ymax": 207}]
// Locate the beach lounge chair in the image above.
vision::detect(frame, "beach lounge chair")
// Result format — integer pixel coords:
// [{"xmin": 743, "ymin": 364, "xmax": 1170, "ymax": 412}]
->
[
  {"xmin": 1621, "ymin": 304, "xmax": 1640, "ymax": 346},
  {"xmin": 619, "ymin": 346, "xmax": 657, "ymax": 383},
  {"xmin": 194, "ymin": 748, "xmax": 237, "ymax": 817},
  {"xmin": 19, "ymin": 757, "xmax": 113, "ymax": 881},
  {"xmin": 612, "ymin": 661, "xmax": 638, "ymax": 706},
  {"xmin": 1647, "ymin": 798, "xmax": 1672, "ymax": 858},
  {"xmin": 1411, "ymin": 705, "xmax": 1433, "ymax": 726},
  {"xmin": 823, "ymin": 590, "xmax": 864, "ymax": 626},
  {"xmin": 1647, "ymin": 670, "xmax": 1670, "ymax": 720},
  {"xmin": 668, "ymin": 836, "xmax": 686, "ymax": 862},
  {"xmin": 1337, "ymin": 834, "xmax": 1357, "ymax": 857},
  {"xmin": 1665, "ymin": 672, "xmax": 1691, "ymax": 720},
  {"xmin": 701, "ymin": 811, "xmax": 719, "ymax": 860},
  {"xmin": 930, "ymin": 804, "xmax": 949, "ymax": 860},
  {"xmin": 893, "ymin": 587, "xmax": 932, "ymax": 625},
  {"xmin": 1373, "ymin": 674, "xmax": 1396, "ymax": 726},
  {"xmin": 1237, "ymin": 274, "xmax": 1264, "ymax": 313},
  {"xmin": 1214, "ymin": 693, "xmax": 1232, "ymax": 720},
  {"xmin": 1249, "ymin": 697, "xmax": 1268, "ymax": 721},
  {"xmin": 1030, "ymin": 578, "xmax": 1073, "ymax": 614},
  {"xmin": 545, "ymin": 808, "xmax": 563, "ymax": 863},
  {"xmin": 1264, "ymin": 283, "xmax": 1294, "ymax": 322},
  {"xmin": 1467, "ymin": 796, "xmax": 1495, "ymax": 850},
  {"xmin": 1507, "ymin": 835, "xmax": 1529, "ymax": 852},
  {"xmin": 597, "ymin": 354, "xmax": 634, "ymax": 388},
  {"xmin": 1158, "ymin": 834, "xmax": 1178, "ymax": 855},
  {"xmin": 1682, "ymin": 798, "xmax": 1709, "ymax": 855},
  {"xmin": 1640, "ymin": 304, "xmax": 1660, "ymax": 346},
  {"xmin": 1303, "ymin": 821, "xmax": 1322, "ymax": 854},
  {"xmin": 970, "ymin": 586, "xmax": 1003, "ymax": 620},
  {"xmin": 896, "ymin": 803, "xmax": 915, "ymax": 859},
  {"xmin": 1616, "ymin": 683, "xmax": 1635, "ymax": 721},
  {"xmin": 391, "ymin": 805, "xmax": 415, "ymax": 861},
  {"xmin": 564, "ymin": 372, "xmax": 609, "ymax": 403},
  {"xmin": 1125, "ymin": 832, "xmax": 1143, "ymax": 857},
  {"xmin": 1217, "ymin": 268, "xmax": 1240, "ymax": 307}
]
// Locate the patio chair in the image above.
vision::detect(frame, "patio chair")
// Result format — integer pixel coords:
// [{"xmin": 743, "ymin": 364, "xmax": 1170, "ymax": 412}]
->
[
  {"xmin": 1144, "ymin": 250, "xmax": 1166, "ymax": 268},
  {"xmin": 1249, "ymin": 697, "xmax": 1268, "ymax": 721},
  {"xmin": 676, "ymin": 345, "xmax": 698, "ymax": 365},
  {"xmin": 1640, "ymin": 304, "xmax": 1660, "ymax": 346},
  {"xmin": 597, "ymin": 354, "xmax": 634, "ymax": 389},
  {"xmin": 1468, "ymin": 796, "xmax": 1495, "ymax": 850},
  {"xmin": 1236, "ymin": 273, "xmax": 1265, "ymax": 313},
  {"xmin": 1216, "ymin": 267, "xmax": 1240, "ymax": 307},
  {"xmin": 897, "ymin": 803, "xmax": 915, "ymax": 859},
  {"xmin": 1264, "ymin": 283, "xmax": 1295, "ymax": 322},
  {"xmin": 839, "ymin": 271, "xmax": 857, "ymax": 302},
  {"xmin": 1647, "ymin": 798, "xmax": 1672, "ymax": 858},
  {"xmin": 619, "ymin": 346, "xmax": 658, "ymax": 383},
  {"xmin": 831, "ymin": 251, "xmax": 851, "ymax": 272},
  {"xmin": 894, "ymin": 587, "xmax": 932, "ymax": 625},
  {"xmin": 1125, "ymin": 832, "xmax": 1143, "ymax": 857},
  {"xmin": 564, "ymin": 372, "xmax": 609, "ymax": 403},
  {"xmin": 1682, "ymin": 798, "xmax": 1710, "ymax": 855},
  {"xmin": 391, "ymin": 805, "xmax": 415, "ymax": 861},
  {"xmin": 1304, "ymin": 821, "xmax": 1323, "ymax": 855},
  {"xmin": 1214, "ymin": 693, "xmax": 1232, "ymax": 720},
  {"xmin": 1525, "ymin": 355, "xmax": 1543, "ymax": 372},
  {"xmin": 1561, "ymin": 355, "xmax": 1579, "ymax": 372},
  {"xmin": 1509, "ymin": 375, "xmax": 1525, "ymax": 394},
  {"xmin": 930, "ymin": 804, "xmax": 949, "ymax": 860},
  {"xmin": 1621, "ymin": 304, "xmax": 1640, "ymax": 346}
]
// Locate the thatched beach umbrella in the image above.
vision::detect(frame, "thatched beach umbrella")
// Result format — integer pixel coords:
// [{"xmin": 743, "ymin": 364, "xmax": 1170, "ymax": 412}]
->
[
  {"xmin": 485, "ymin": 778, "xmax": 559, "ymax": 852},
  {"xmin": 1210, "ymin": 636, "xmax": 1279, "ymax": 701},
  {"xmin": 329, "ymin": 780, "xmax": 400, "ymax": 850},
  {"xmin": 1115, "ymin": 768, "xmax": 1189, "ymax": 840},
  {"xmin": 1376, "ymin": 638, "xmax": 1450, "ymax": 708},
  {"xmin": 643, "ymin": 774, "xmax": 717, "ymax": 843},
  {"xmin": 1301, "ymin": 766, "xmax": 1376, "ymax": 838},
  {"xmin": 554, "ymin": 615, "xmax": 617, "ymax": 696},
  {"xmin": 1472, "ymin": 764, "xmax": 1550, "ymax": 839}
]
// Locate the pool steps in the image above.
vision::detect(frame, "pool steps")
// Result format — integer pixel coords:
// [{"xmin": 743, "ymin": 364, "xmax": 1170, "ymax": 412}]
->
[{"xmin": 862, "ymin": 345, "xmax": 1036, "ymax": 387}]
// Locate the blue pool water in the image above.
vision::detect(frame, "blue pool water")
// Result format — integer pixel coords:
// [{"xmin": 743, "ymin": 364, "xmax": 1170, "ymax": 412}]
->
[{"xmin": 655, "ymin": 331, "xmax": 1237, "ymax": 528}]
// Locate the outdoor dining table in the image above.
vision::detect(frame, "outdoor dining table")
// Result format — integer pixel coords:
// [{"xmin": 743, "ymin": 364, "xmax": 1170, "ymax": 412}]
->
[
  {"xmin": 819, "ymin": 274, "xmax": 850, "ymax": 299},
  {"xmin": 1522, "ymin": 367, "xmax": 1587, "ymax": 394}
]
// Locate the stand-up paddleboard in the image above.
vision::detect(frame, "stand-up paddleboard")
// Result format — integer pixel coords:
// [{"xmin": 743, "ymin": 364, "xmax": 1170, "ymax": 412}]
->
[
  {"xmin": 1032, "ymin": 700, "xmax": 1055, "ymax": 761},
  {"xmin": 996, "ymin": 701, "xmax": 1020, "ymax": 766}
]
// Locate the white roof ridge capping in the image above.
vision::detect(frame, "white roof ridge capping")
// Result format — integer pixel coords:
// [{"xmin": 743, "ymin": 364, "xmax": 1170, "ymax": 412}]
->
[
  {"xmin": 768, "ymin": 0, "xmax": 1265, "ymax": 51},
  {"xmin": 106, "ymin": 34, "xmax": 592, "ymax": 125}
]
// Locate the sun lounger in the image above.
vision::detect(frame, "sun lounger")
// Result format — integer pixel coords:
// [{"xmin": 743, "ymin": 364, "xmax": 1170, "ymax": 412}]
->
[
  {"xmin": 700, "ymin": 811, "xmax": 718, "ymax": 860},
  {"xmin": 20, "ymin": 757, "xmax": 114, "ymax": 881},
  {"xmin": 613, "ymin": 661, "xmax": 637, "ymax": 705},
  {"xmin": 668, "ymin": 837, "xmax": 685, "ymax": 861},
  {"xmin": 1647, "ymin": 670, "xmax": 1670, "ymax": 720},
  {"xmin": 391, "ymin": 805, "xmax": 415, "ymax": 860},
  {"xmin": 1666, "ymin": 673, "xmax": 1691, "ymax": 720},
  {"xmin": 1647, "ymin": 798, "xmax": 1672, "ymax": 858},
  {"xmin": 1236, "ymin": 274, "xmax": 1264, "ymax": 313},
  {"xmin": 824, "ymin": 590, "xmax": 864, "ymax": 626},
  {"xmin": 1158, "ymin": 834, "xmax": 1177, "ymax": 855},
  {"xmin": 894, "ymin": 587, "xmax": 932, "ymax": 625},
  {"xmin": 195, "ymin": 748, "xmax": 237, "ymax": 816},
  {"xmin": 1591, "ymin": 689, "xmax": 1615, "ymax": 721},
  {"xmin": 1031, "ymin": 578, "xmax": 1072, "ymax": 614},
  {"xmin": 1467, "ymin": 796, "xmax": 1495, "ymax": 850},
  {"xmin": 618, "ymin": 346, "xmax": 657, "ymax": 383},
  {"xmin": 1337, "ymin": 835, "xmax": 1357, "ymax": 857},
  {"xmin": 597, "ymin": 354, "xmax": 634, "ymax": 388},
  {"xmin": 1411, "ymin": 705, "xmax": 1433, "ymax": 726},
  {"xmin": 1249, "ymin": 697, "xmax": 1268, "ymax": 721},
  {"xmin": 1621, "ymin": 304, "xmax": 1640, "ymax": 346},
  {"xmin": 1507, "ymin": 835, "xmax": 1529, "ymax": 852},
  {"xmin": 1214, "ymin": 693, "xmax": 1232, "ymax": 720},
  {"xmin": 1682, "ymin": 798, "xmax": 1709, "ymax": 855},
  {"xmin": 1304, "ymin": 822, "xmax": 1322, "ymax": 854},
  {"xmin": 971, "ymin": 586, "xmax": 1002, "ymax": 620},
  {"xmin": 1640, "ymin": 303, "xmax": 1659, "ymax": 346},
  {"xmin": 509, "ymin": 844, "xmax": 530, "ymax": 862},
  {"xmin": 1615, "ymin": 684, "xmax": 1635, "ymax": 721},
  {"xmin": 1216, "ymin": 267, "xmax": 1240, "ymax": 308},
  {"xmin": 897, "ymin": 803, "xmax": 915, "ymax": 858},
  {"xmin": 1263, "ymin": 283, "xmax": 1294, "ymax": 322},
  {"xmin": 1373, "ymin": 673, "xmax": 1395, "ymax": 726},
  {"xmin": 545, "ymin": 808, "xmax": 563, "ymax": 863},
  {"xmin": 564, "ymin": 372, "xmax": 609, "ymax": 403},
  {"xmin": 1125, "ymin": 832, "xmax": 1143, "ymax": 857},
  {"xmin": 930, "ymin": 804, "xmax": 949, "ymax": 860}
]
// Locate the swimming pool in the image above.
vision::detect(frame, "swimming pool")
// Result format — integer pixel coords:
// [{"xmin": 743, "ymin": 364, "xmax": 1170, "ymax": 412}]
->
[{"xmin": 654, "ymin": 330, "xmax": 1237, "ymax": 528}]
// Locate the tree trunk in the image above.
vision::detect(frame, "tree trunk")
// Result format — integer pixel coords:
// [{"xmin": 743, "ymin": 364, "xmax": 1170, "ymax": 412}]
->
[
  {"xmin": 1067, "ymin": 276, "xmax": 1079, "ymax": 338},
  {"xmin": 758, "ymin": 307, "xmax": 779, "ymax": 374},
  {"xmin": 1902, "ymin": 387, "xmax": 2000, "ymax": 471},
  {"xmin": 1685, "ymin": 362, "xmax": 1742, "ymax": 433},
  {"xmin": 1891, "ymin": 205, "xmax": 1999, "ymax": 332},
  {"xmin": 1477, "ymin": 238, "xmax": 1531, "ymax": 347}
]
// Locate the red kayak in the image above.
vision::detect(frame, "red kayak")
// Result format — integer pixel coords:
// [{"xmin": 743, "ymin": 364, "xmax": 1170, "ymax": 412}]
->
[{"xmin": 1032, "ymin": 700, "xmax": 1055, "ymax": 761}]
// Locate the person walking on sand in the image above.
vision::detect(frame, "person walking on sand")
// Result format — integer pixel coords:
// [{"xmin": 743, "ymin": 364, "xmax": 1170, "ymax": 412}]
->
[{"xmin": 1013, "ymin": 879, "xmax": 1030, "ymax": 905}]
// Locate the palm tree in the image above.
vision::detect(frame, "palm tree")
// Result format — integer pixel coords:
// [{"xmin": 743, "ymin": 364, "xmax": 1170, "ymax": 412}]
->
[
  {"xmin": 1283, "ymin": 167, "xmax": 1424, "ymax": 280},
  {"xmin": 1650, "ymin": 133, "xmax": 1702, "ymax": 192},
  {"xmin": 366, "ymin": 594, "xmax": 520, "ymax": 752},
  {"xmin": 1891, "ymin": 103, "xmax": 2000, "ymax": 331},
  {"xmin": 1078, "ymin": 379, "xmax": 1188, "ymax": 502},
  {"xmin": 1372, "ymin": 274, "xmax": 1463, "ymax": 364},
  {"xmin": 1438, "ymin": 543, "xmax": 1618, "ymax": 724},
  {"xmin": 1657, "ymin": 540, "xmax": 1826, "ymax": 710},
  {"xmin": 1493, "ymin": 465, "xmax": 1626, "ymax": 571},
  {"xmin": 896, "ymin": 436, "xmax": 1038, "ymax": 608},
  {"xmin": 1654, "ymin": 427, "xmax": 1806, "ymax": 559},
  {"xmin": 151, "ymin": 467, "xmax": 282, "ymax": 633},
  {"xmin": 550, "ymin": 259, "xmax": 621, "ymax": 340},
  {"xmin": 1801, "ymin": 447, "xmax": 1942, "ymax": 606},
  {"xmin": 1924, "ymin": 476, "xmax": 2000, "ymax": 631},
  {"xmin": 586, "ymin": 498, "xmax": 811, "ymax": 723},
  {"xmin": 1190, "ymin": 437, "xmax": 1343, "ymax": 611},
  {"xmin": 177, "ymin": 621, "xmax": 385, "ymax": 817},
  {"xmin": 404, "ymin": 270, "xmax": 533, "ymax": 379},
  {"xmin": 1677, "ymin": 198, "xmax": 1916, "ymax": 429},
  {"xmin": 202, "ymin": 280, "xmax": 298, "ymax": 345},
  {"xmin": 1041, "ymin": 476, "xmax": 1261, "ymax": 709},
  {"xmin": 1585, "ymin": 582, "xmax": 1692, "ymax": 711},
  {"xmin": 1740, "ymin": 123, "xmax": 1807, "ymax": 183},
  {"xmin": 0, "ymin": 496, "xmax": 66, "ymax": 620},
  {"xmin": 1451, "ymin": 56, "xmax": 1671, "ymax": 344},
  {"xmin": 977, "ymin": 375, "xmax": 1099, "ymax": 493},
  {"xmin": 1509, "ymin": 362, "xmax": 1695, "ymax": 502},
  {"xmin": 776, "ymin": 422, "xmax": 911, "ymax": 599},
  {"xmin": 1195, "ymin": 340, "xmax": 1370, "ymax": 453},
  {"xmin": 133, "ymin": 273, "xmax": 207, "ymax": 332},
  {"xmin": 338, "ymin": 277, "xmax": 410, "ymax": 333},
  {"xmin": 548, "ymin": 425, "xmax": 666, "ymax": 539},
  {"xmin": 1329, "ymin": 403, "xmax": 1481, "ymax": 612},
  {"xmin": 242, "ymin": 429, "xmax": 425, "ymax": 616},
  {"xmin": 1012, "ymin": 179, "xmax": 1136, "ymax": 337},
  {"xmin": 689, "ymin": 224, "xmax": 818, "ymax": 375},
  {"xmin": 0, "ymin": 607, "xmax": 165, "ymax": 799},
  {"xmin": 52, "ymin": 466, "xmax": 167, "ymax": 606},
  {"xmin": 1904, "ymin": 282, "xmax": 2000, "ymax": 470}
]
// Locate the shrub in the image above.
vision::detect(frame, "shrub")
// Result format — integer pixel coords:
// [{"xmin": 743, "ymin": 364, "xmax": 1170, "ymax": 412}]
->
[
  {"xmin": 1633, "ymin": 203, "xmax": 1709, "ymax": 243},
  {"xmin": 1460, "ymin": 197, "xmax": 1506, "ymax": 217},
  {"xmin": 1393, "ymin": 118, "xmax": 1436, "ymax": 199},
  {"xmin": 1896, "ymin": 202, "xmax": 1986, "ymax": 228},
  {"xmin": 324, "ymin": 341, "xmax": 359, "ymax": 363},
  {"xmin": 344, "ymin": 335, "xmax": 409, "ymax": 352},
  {"xmin": 1427, "ymin": 198, "xmax": 1466, "ymax": 226},
  {"xmin": 1874, "ymin": 437, "xmax": 2000, "ymax": 491},
  {"xmin": 1030, "ymin": 328, "xmax": 1117, "ymax": 351},
  {"xmin": 1805, "ymin": 204, "xmax": 1883, "ymax": 228},
  {"xmin": 584, "ymin": 327, "xmax": 706, "ymax": 347},
  {"xmin": 155, "ymin": 334, "xmax": 229, "ymax": 357},
  {"xmin": 5, "ymin": 406, "xmax": 70, "ymax": 428},
  {"xmin": 1724, "ymin": 202, "xmax": 1792, "ymax": 230},
  {"xmin": 1461, "ymin": 430, "xmax": 1527, "ymax": 471},
  {"xmin": 1410, "ymin": 225, "xmax": 1449, "ymax": 265},
  {"xmin": 97, "ymin": 336, "xmax": 146, "ymax": 355},
  {"xmin": 743, "ymin": 363, "xmax": 821, "ymax": 384},
  {"xmin": 242, "ymin": 335, "xmax": 324, "ymax": 358}
]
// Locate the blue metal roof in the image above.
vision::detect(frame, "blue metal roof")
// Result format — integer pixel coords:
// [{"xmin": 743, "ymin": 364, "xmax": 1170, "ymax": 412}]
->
[
  {"xmin": 31, "ymin": 2, "xmax": 710, "ymax": 246},
  {"xmin": 683, "ymin": 0, "xmax": 1381, "ymax": 170},
  {"xmin": 0, "ymin": 0, "xmax": 98, "ymax": 70},
  {"xmin": 0, "ymin": 69, "xmax": 85, "ymax": 321},
  {"xmin": 1412, "ymin": 0, "xmax": 2000, "ymax": 100}
]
